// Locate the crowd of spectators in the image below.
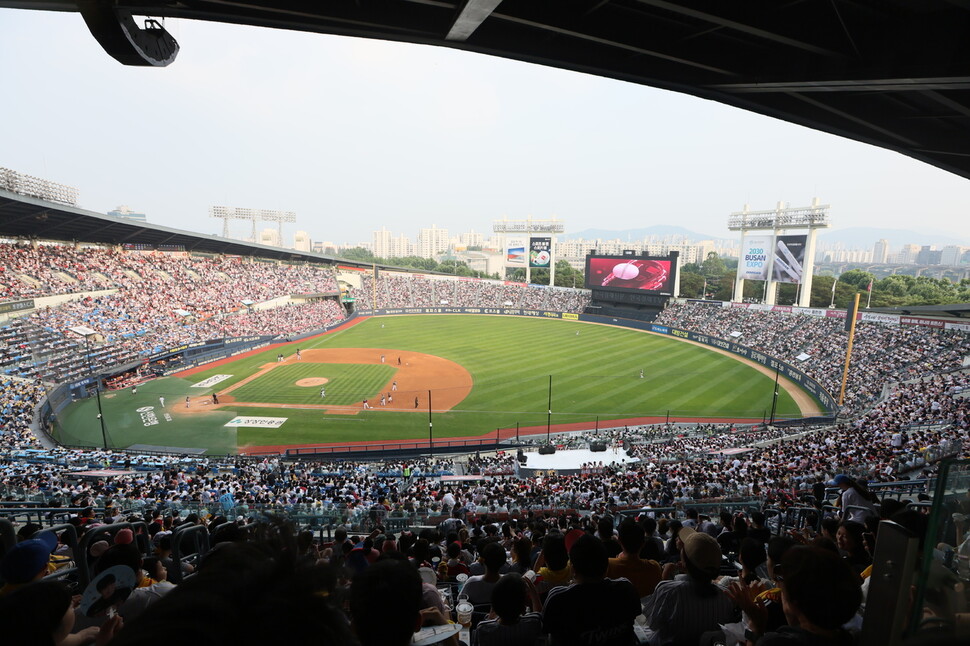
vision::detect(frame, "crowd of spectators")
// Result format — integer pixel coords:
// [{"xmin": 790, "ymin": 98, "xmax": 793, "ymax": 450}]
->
[
  {"xmin": 0, "ymin": 474, "xmax": 955, "ymax": 646},
  {"xmin": 0, "ymin": 242, "xmax": 339, "ymax": 302},
  {"xmin": 656, "ymin": 302, "xmax": 970, "ymax": 414},
  {"xmin": 2, "ymin": 370, "xmax": 966, "ymax": 525},
  {"xmin": 0, "ymin": 242, "xmax": 346, "ymax": 381},
  {"xmin": 356, "ymin": 273, "xmax": 591, "ymax": 312},
  {"xmin": 1, "ymin": 375, "xmax": 968, "ymax": 644}
]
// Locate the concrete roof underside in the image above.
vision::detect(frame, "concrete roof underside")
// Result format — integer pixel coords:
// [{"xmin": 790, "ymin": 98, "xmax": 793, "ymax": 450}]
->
[
  {"xmin": 0, "ymin": 188, "xmax": 357, "ymax": 265},
  {"xmin": 4, "ymin": 1, "xmax": 970, "ymax": 180}
]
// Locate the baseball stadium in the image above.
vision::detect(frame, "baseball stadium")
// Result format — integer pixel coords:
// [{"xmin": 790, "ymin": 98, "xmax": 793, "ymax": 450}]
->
[{"xmin": 2, "ymin": 3, "xmax": 970, "ymax": 646}]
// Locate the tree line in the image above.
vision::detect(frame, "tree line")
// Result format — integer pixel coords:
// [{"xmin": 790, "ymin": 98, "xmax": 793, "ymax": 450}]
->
[{"xmin": 679, "ymin": 252, "xmax": 970, "ymax": 307}]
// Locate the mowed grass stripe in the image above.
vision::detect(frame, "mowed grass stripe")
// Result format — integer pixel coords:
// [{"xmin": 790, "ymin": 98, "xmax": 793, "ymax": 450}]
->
[
  {"xmin": 660, "ymin": 358, "xmax": 772, "ymax": 416},
  {"xmin": 559, "ymin": 350, "xmax": 716, "ymax": 414}
]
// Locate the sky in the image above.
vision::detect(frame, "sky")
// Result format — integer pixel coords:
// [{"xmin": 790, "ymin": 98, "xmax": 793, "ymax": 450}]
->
[{"xmin": 2, "ymin": 9, "xmax": 970, "ymax": 247}]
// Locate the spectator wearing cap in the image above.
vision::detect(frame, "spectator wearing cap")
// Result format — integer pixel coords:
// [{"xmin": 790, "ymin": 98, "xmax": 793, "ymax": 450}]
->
[
  {"xmin": 607, "ymin": 519, "xmax": 662, "ymax": 598},
  {"xmin": 89, "ymin": 540, "xmax": 110, "ymax": 563},
  {"xmin": 542, "ymin": 534, "xmax": 640, "ymax": 646},
  {"xmin": 645, "ymin": 528, "xmax": 738, "ymax": 646},
  {"xmin": 829, "ymin": 475, "xmax": 877, "ymax": 524},
  {"xmin": 114, "ymin": 528, "xmax": 135, "ymax": 546},
  {"xmin": 0, "ymin": 530, "xmax": 59, "ymax": 596}
]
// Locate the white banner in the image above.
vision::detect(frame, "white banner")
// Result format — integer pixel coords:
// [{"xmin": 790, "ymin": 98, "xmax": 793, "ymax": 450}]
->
[
  {"xmin": 740, "ymin": 235, "xmax": 773, "ymax": 280},
  {"xmin": 224, "ymin": 416, "xmax": 287, "ymax": 428},
  {"xmin": 192, "ymin": 374, "xmax": 233, "ymax": 388},
  {"xmin": 860, "ymin": 312, "xmax": 900, "ymax": 326}
]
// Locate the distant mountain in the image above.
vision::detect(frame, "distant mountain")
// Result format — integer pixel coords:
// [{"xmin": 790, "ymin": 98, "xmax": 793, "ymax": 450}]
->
[
  {"xmin": 564, "ymin": 225, "xmax": 726, "ymax": 242},
  {"xmin": 819, "ymin": 227, "xmax": 970, "ymax": 249}
]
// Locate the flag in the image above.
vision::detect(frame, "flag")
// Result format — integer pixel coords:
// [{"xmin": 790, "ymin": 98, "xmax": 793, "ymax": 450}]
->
[{"xmin": 866, "ymin": 279, "xmax": 873, "ymax": 293}]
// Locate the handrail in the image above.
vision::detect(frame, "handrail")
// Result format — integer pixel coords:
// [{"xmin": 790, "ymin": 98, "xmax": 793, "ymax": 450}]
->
[
  {"xmin": 76, "ymin": 521, "xmax": 151, "ymax": 589},
  {"xmin": 170, "ymin": 524, "xmax": 209, "ymax": 584},
  {"xmin": 0, "ymin": 518, "xmax": 15, "ymax": 558},
  {"xmin": 0, "ymin": 506, "xmax": 113, "ymax": 528},
  {"xmin": 34, "ymin": 524, "xmax": 80, "ymax": 589}
]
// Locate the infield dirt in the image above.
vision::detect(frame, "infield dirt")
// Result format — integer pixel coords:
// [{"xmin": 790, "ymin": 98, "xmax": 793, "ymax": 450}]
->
[{"xmin": 177, "ymin": 348, "xmax": 473, "ymax": 415}]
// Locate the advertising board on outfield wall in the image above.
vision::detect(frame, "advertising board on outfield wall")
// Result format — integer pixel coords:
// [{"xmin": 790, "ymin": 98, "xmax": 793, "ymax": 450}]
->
[
  {"xmin": 356, "ymin": 307, "xmax": 574, "ymax": 320},
  {"xmin": 723, "ymin": 300, "xmax": 966, "ymax": 331},
  {"xmin": 0, "ymin": 299, "xmax": 35, "ymax": 315}
]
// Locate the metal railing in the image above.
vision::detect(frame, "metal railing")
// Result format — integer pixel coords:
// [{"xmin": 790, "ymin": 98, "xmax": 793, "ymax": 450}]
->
[{"xmin": 170, "ymin": 524, "xmax": 209, "ymax": 584}]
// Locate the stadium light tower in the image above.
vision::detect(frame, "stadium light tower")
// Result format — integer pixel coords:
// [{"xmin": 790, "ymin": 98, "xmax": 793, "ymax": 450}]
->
[
  {"xmin": 1, "ymin": 167, "xmax": 79, "ymax": 206},
  {"xmin": 728, "ymin": 198, "xmax": 830, "ymax": 307},
  {"xmin": 492, "ymin": 217, "xmax": 565, "ymax": 285},
  {"xmin": 210, "ymin": 206, "xmax": 296, "ymax": 244}
]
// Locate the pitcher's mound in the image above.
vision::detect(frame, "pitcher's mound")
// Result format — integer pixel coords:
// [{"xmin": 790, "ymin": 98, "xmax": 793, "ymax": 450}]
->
[{"xmin": 295, "ymin": 377, "xmax": 330, "ymax": 387}]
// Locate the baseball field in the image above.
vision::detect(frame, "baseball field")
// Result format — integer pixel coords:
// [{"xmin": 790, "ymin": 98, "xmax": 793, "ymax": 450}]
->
[{"xmin": 53, "ymin": 315, "xmax": 811, "ymax": 454}]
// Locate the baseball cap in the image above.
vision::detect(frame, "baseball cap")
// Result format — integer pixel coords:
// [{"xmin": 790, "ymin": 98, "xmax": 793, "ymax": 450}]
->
[
  {"xmin": 564, "ymin": 529, "xmax": 586, "ymax": 553},
  {"xmin": 114, "ymin": 528, "xmax": 134, "ymax": 545},
  {"xmin": 683, "ymin": 531, "xmax": 722, "ymax": 575},
  {"xmin": 827, "ymin": 474, "xmax": 851, "ymax": 486},
  {"xmin": 0, "ymin": 531, "xmax": 58, "ymax": 584},
  {"xmin": 89, "ymin": 540, "xmax": 111, "ymax": 558}
]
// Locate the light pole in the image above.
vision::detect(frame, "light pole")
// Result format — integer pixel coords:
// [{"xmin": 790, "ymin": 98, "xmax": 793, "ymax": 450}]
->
[
  {"xmin": 545, "ymin": 375, "xmax": 552, "ymax": 444},
  {"xmin": 82, "ymin": 334, "xmax": 109, "ymax": 449},
  {"xmin": 768, "ymin": 363, "xmax": 781, "ymax": 426}
]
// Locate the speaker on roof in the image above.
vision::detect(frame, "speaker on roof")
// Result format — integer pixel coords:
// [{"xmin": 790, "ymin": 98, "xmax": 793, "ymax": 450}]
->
[{"xmin": 79, "ymin": 2, "xmax": 179, "ymax": 67}]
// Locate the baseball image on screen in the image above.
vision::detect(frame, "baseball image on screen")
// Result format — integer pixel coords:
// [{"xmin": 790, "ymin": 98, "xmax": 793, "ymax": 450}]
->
[{"xmin": 586, "ymin": 257, "xmax": 672, "ymax": 293}]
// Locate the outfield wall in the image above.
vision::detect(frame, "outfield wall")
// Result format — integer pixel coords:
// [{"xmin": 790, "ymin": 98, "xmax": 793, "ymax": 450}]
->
[{"xmin": 356, "ymin": 306, "xmax": 837, "ymax": 414}]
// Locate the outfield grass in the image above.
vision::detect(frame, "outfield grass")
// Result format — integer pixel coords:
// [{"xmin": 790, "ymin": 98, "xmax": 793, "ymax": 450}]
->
[{"xmin": 55, "ymin": 315, "xmax": 802, "ymax": 452}]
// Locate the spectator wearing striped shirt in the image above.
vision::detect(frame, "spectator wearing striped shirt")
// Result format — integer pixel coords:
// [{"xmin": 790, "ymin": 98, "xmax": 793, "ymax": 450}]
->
[{"xmin": 645, "ymin": 528, "xmax": 738, "ymax": 646}]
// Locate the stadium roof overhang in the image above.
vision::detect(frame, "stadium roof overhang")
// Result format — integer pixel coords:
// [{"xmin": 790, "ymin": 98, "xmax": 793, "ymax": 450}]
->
[
  {"xmin": 867, "ymin": 303, "xmax": 970, "ymax": 319},
  {"xmin": 5, "ymin": 1, "xmax": 970, "ymax": 180},
  {"xmin": 0, "ymin": 189, "xmax": 464, "ymax": 275},
  {"xmin": 0, "ymin": 188, "xmax": 330, "ymax": 258},
  {"xmin": 0, "ymin": 188, "xmax": 409, "ymax": 270}
]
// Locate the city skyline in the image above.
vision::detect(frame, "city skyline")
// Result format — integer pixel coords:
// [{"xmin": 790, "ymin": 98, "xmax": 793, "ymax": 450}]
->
[{"xmin": 3, "ymin": 10, "xmax": 970, "ymax": 247}]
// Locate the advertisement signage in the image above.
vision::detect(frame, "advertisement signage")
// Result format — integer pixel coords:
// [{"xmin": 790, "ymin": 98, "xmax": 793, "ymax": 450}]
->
[
  {"xmin": 506, "ymin": 237, "xmax": 527, "ymax": 265},
  {"xmin": 0, "ymin": 299, "xmax": 34, "ymax": 315},
  {"xmin": 740, "ymin": 236, "xmax": 773, "ymax": 280},
  {"xmin": 584, "ymin": 255, "xmax": 676, "ymax": 296},
  {"xmin": 772, "ymin": 235, "xmax": 807, "ymax": 284},
  {"xmin": 529, "ymin": 237, "xmax": 552, "ymax": 268}
]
